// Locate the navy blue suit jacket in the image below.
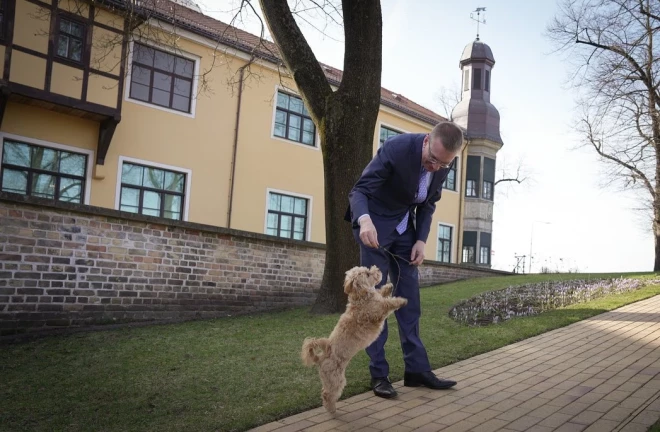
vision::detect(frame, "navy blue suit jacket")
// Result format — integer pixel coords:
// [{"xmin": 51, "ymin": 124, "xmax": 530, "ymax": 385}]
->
[{"xmin": 344, "ymin": 133, "xmax": 453, "ymax": 245}]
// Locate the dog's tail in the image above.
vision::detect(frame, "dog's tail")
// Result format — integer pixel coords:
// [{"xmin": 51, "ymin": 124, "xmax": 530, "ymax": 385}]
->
[{"xmin": 301, "ymin": 337, "xmax": 331, "ymax": 366}]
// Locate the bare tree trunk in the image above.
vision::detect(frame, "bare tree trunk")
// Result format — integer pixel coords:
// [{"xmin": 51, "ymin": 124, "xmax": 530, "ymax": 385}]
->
[{"xmin": 260, "ymin": 0, "xmax": 382, "ymax": 313}]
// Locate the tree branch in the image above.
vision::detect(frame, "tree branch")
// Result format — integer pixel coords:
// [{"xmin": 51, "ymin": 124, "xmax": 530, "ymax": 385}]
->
[{"xmin": 257, "ymin": 0, "xmax": 332, "ymax": 122}]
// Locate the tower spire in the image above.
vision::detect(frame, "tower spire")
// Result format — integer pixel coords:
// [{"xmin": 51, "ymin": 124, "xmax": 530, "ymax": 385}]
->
[{"xmin": 470, "ymin": 7, "xmax": 487, "ymax": 41}]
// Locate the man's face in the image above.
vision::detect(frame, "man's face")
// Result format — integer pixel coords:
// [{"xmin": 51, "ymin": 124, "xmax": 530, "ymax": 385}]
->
[{"xmin": 422, "ymin": 134, "xmax": 459, "ymax": 172}]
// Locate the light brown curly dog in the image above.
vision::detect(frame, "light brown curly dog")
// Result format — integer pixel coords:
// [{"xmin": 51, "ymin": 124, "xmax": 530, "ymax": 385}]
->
[{"xmin": 301, "ymin": 265, "xmax": 408, "ymax": 413}]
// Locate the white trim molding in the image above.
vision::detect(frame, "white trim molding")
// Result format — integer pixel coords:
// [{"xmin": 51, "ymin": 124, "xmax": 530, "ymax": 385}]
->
[
  {"xmin": 0, "ymin": 132, "xmax": 95, "ymax": 205},
  {"xmin": 124, "ymin": 39, "xmax": 201, "ymax": 119},
  {"xmin": 115, "ymin": 156, "xmax": 193, "ymax": 221},
  {"xmin": 264, "ymin": 187, "xmax": 314, "ymax": 241}
]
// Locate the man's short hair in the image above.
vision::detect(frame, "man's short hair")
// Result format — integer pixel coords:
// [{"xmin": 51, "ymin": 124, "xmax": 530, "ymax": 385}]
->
[{"xmin": 430, "ymin": 121, "xmax": 464, "ymax": 153}]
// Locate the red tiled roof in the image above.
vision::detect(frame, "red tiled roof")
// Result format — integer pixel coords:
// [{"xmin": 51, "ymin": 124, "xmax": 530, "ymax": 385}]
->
[{"xmin": 136, "ymin": 0, "xmax": 446, "ymax": 126}]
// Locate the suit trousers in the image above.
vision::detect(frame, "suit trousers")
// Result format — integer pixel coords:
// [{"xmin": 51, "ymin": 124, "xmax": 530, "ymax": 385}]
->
[{"xmin": 357, "ymin": 222, "xmax": 432, "ymax": 379}]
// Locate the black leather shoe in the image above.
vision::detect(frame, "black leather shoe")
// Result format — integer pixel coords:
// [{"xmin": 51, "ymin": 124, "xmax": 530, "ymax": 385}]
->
[
  {"xmin": 404, "ymin": 371, "xmax": 457, "ymax": 389},
  {"xmin": 371, "ymin": 377, "xmax": 398, "ymax": 398}
]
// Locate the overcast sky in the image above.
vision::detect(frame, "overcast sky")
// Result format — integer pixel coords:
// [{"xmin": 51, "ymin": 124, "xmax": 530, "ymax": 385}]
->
[{"xmin": 196, "ymin": 0, "xmax": 654, "ymax": 274}]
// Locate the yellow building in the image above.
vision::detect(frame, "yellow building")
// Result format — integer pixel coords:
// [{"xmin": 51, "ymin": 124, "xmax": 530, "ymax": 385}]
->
[{"xmin": 0, "ymin": 0, "xmax": 501, "ymax": 267}]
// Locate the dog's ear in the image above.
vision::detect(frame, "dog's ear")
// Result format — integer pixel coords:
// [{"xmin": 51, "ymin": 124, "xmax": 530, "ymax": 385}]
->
[
  {"xmin": 344, "ymin": 267, "xmax": 358, "ymax": 295},
  {"xmin": 368, "ymin": 265, "xmax": 382, "ymax": 284}
]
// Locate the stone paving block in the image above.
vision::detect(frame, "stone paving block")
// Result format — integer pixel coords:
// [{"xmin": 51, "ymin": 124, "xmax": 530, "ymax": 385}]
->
[
  {"xmin": 399, "ymin": 413, "xmax": 443, "ymax": 429},
  {"xmin": 303, "ymin": 419, "xmax": 345, "ymax": 432},
  {"xmin": 437, "ymin": 420, "xmax": 479, "ymax": 432},
  {"xmin": 619, "ymin": 396, "xmax": 648, "ymax": 409},
  {"xmin": 433, "ymin": 410, "xmax": 472, "ymax": 426},
  {"xmin": 537, "ymin": 412, "xmax": 575, "ymax": 428},
  {"xmin": 469, "ymin": 418, "xmax": 510, "ymax": 432},
  {"xmin": 429, "ymin": 402, "xmax": 468, "ymax": 417},
  {"xmin": 527, "ymin": 403, "xmax": 562, "ymax": 419},
  {"xmin": 601, "ymin": 405, "xmax": 636, "ymax": 422},
  {"xmin": 553, "ymin": 422, "xmax": 588, "ymax": 432},
  {"xmin": 505, "ymin": 414, "xmax": 543, "ymax": 431},
  {"xmin": 366, "ymin": 406, "xmax": 408, "ymax": 421},
  {"xmin": 570, "ymin": 410, "xmax": 604, "ymax": 425},
  {"xmin": 619, "ymin": 423, "xmax": 651, "ymax": 432},
  {"xmin": 630, "ymin": 409, "xmax": 660, "ymax": 426},
  {"xmin": 547, "ymin": 394, "xmax": 581, "ymax": 407},
  {"xmin": 582, "ymin": 418, "xmax": 620, "ymax": 432},
  {"xmin": 495, "ymin": 406, "xmax": 532, "ymax": 422},
  {"xmin": 489, "ymin": 398, "xmax": 523, "ymax": 412}
]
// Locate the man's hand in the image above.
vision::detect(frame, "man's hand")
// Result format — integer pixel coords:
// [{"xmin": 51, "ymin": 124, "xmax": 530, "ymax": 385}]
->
[
  {"xmin": 359, "ymin": 216, "xmax": 379, "ymax": 248},
  {"xmin": 410, "ymin": 240, "xmax": 426, "ymax": 266}
]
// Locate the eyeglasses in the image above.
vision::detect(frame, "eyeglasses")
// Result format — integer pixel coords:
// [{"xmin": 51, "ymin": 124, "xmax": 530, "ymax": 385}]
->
[{"xmin": 426, "ymin": 136, "xmax": 453, "ymax": 169}]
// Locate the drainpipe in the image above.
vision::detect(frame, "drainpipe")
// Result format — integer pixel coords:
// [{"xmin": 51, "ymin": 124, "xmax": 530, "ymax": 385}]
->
[
  {"xmin": 226, "ymin": 65, "xmax": 246, "ymax": 229},
  {"xmin": 457, "ymin": 143, "xmax": 467, "ymax": 264}
]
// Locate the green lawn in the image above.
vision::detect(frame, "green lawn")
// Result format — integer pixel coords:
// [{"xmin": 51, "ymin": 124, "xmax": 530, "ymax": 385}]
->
[{"xmin": 1, "ymin": 272, "xmax": 659, "ymax": 432}]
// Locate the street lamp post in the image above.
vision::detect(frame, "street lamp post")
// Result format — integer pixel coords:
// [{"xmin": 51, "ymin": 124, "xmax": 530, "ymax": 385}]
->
[{"xmin": 529, "ymin": 220, "xmax": 551, "ymax": 274}]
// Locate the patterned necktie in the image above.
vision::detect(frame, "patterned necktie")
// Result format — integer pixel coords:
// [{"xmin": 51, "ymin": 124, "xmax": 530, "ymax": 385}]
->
[{"xmin": 396, "ymin": 168, "xmax": 431, "ymax": 234}]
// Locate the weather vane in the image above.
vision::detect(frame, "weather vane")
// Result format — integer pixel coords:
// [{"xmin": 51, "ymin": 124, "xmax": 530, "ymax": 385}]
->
[{"xmin": 470, "ymin": 7, "xmax": 487, "ymax": 41}]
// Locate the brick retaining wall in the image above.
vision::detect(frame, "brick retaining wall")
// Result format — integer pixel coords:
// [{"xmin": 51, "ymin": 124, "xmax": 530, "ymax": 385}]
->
[{"xmin": 0, "ymin": 193, "xmax": 511, "ymax": 337}]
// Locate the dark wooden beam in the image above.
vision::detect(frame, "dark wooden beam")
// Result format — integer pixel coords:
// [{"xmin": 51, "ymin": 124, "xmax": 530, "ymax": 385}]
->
[
  {"xmin": 0, "ymin": 85, "xmax": 11, "ymax": 129},
  {"xmin": 96, "ymin": 115, "xmax": 120, "ymax": 165}
]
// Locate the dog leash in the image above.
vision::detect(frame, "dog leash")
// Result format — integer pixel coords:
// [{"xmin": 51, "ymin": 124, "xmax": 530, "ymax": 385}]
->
[{"xmin": 378, "ymin": 246, "xmax": 413, "ymax": 293}]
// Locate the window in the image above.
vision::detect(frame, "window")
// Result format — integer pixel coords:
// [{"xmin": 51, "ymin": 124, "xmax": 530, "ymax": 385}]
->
[
  {"xmin": 437, "ymin": 224, "xmax": 452, "ymax": 263},
  {"xmin": 129, "ymin": 43, "xmax": 195, "ymax": 113},
  {"xmin": 1, "ymin": 140, "xmax": 87, "ymax": 203},
  {"xmin": 483, "ymin": 157, "xmax": 495, "ymax": 201},
  {"xmin": 56, "ymin": 17, "xmax": 85, "ymax": 63},
  {"xmin": 473, "ymin": 68, "xmax": 482, "ymax": 90},
  {"xmin": 480, "ymin": 232, "xmax": 492, "ymax": 265},
  {"xmin": 267, "ymin": 192, "xmax": 308, "ymax": 240},
  {"xmin": 379, "ymin": 126, "xmax": 401, "ymax": 147},
  {"xmin": 462, "ymin": 246, "xmax": 475, "ymax": 264},
  {"xmin": 480, "ymin": 246, "xmax": 490, "ymax": 265},
  {"xmin": 119, "ymin": 162, "xmax": 186, "ymax": 220},
  {"xmin": 462, "ymin": 230, "xmax": 477, "ymax": 264},
  {"xmin": 466, "ymin": 180, "xmax": 477, "ymax": 197},
  {"xmin": 485, "ymin": 70, "xmax": 491, "ymax": 92},
  {"xmin": 483, "ymin": 181, "xmax": 493, "ymax": 200},
  {"xmin": 466, "ymin": 155, "xmax": 481, "ymax": 198},
  {"xmin": 274, "ymin": 92, "xmax": 316, "ymax": 146},
  {"xmin": 442, "ymin": 157, "xmax": 457, "ymax": 191}
]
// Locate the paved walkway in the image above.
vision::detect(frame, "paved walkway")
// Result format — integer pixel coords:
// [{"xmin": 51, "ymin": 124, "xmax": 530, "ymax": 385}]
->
[{"xmin": 250, "ymin": 295, "xmax": 660, "ymax": 432}]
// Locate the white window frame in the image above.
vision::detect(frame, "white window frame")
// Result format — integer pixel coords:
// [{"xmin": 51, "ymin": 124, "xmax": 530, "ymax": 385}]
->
[
  {"xmin": 377, "ymin": 122, "xmax": 407, "ymax": 148},
  {"xmin": 436, "ymin": 222, "xmax": 455, "ymax": 264},
  {"xmin": 0, "ymin": 132, "xmax": 94, "ymax": 205},
  {"xmin": 270, "ymin": 85, "xmax": 320, "ymax": 150},
  {"xmin": 114, "ymin": 156, "xmax": 192, "ymax": 221},
  {"xmin": 264, "ymin": 188, "xmax": 313, "ymax": 241},
  {"xmin": 442, "ymin": 156, "xmax": 460, "ymax": 195},
  {"xmin": 124, "ymin": 39, "xmax": 201, "ymax": 119},
  {"xmin": 480, "ymin": 245, "xmax": 491, "ymax": 265}
]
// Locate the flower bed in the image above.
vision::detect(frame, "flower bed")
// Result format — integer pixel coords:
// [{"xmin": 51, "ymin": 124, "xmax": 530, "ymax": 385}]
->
[{"xmin": 448, "ymin": 278, "xmax": 660, "ymax": 326}]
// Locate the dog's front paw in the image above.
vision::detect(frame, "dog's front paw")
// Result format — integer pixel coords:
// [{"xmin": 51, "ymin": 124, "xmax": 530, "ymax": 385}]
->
[
  {"xmin": 380, "ymin": 283, "xmax": 394, "ymax": 297},
  {"xmin": 394, "ymin": 297, "xmax": 408, "ymax": 309}
]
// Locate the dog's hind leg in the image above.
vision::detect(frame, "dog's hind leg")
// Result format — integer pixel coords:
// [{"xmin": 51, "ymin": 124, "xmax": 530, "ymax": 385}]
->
[{"xmin": 319, "ymin": 360, "xmax": 347, "ymax": 414}]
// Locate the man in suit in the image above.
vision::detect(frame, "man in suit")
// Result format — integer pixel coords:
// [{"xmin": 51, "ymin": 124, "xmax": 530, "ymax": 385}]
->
[{"xmin": 345, "ymin": 121, "xmax": 465, "ymax": 398}]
